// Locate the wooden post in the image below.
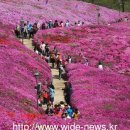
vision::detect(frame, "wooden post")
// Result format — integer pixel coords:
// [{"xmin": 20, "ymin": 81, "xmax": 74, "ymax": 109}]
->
[{"xmin": 96, "ymin": 6, "xmax": 100, "ymax": 25}]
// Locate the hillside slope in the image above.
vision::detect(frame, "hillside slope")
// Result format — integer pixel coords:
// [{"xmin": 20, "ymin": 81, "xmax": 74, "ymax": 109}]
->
[
  {"xmin": 34, "ymin": 21, "xmax": 130, "ymax": 74},
  {"xmin": 0, "ymin": 0, "xmax": 128, "ymax": 26}
]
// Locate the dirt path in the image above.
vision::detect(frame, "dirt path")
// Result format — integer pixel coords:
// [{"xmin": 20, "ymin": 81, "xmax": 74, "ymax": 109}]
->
[
  {"xmin": 22, "ymin": 39, "xmax": 66, "ymax": 105},
  {"xmin": 51, "ymin": 67, "xmax": 65, "ymax": 104},
  {"xmin": 20, "ymin": 39, "xmax": 34, "ymax": 50}
]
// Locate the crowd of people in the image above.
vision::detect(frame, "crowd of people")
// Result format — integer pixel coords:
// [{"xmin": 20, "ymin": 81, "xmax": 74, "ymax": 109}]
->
[
  {"xmin": 15, "ymin": 19, "xmax": 38, "ymax": 39},
  {"xmin": 35, "ymin": 41, "xmax": 104, "ymax": 74},
  {"xmin": 15, "ymin": 16, "xmax": 129, "ymax": 39},
  {"xmin": 34, "ymin": 41, "xmax": 74, "ymax": 80},
  {"xmin": 41, "ymin": 20, "xmax": 84, "ymax": 29},
  {"xmin": 14, "ymin": 18, "xmax": 106, "ymax": 120},
  {"xmin": 14, "ymin": 19, "xmax": 84, "ymax": 39},
  {"xmin": 33, "ymin": 42, "xmax": 78, "ymax": 119},
  {"xmin": 45, "ymin": 101, "xmax": 80, "ymax": 120},
  {"xmin": 35, "ymin": 80, "xmax": 79, "ymax": 119},
  {"xmin": 35, "ymin": 82, "xmax": 55, "ymax": 107}
]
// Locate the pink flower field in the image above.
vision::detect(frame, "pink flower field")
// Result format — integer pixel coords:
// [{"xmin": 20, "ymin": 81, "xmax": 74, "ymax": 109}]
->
[
  {"xmin": 0, "ymin": 23, "xmax": 53, "ymax": 129},
  {"xmin": 34, "ymin": 21, "xmax": 130, "ymax": 74},
  {"xmin": 0, "ymin": 0, "xmax": 130, "ymax": 129},
  {"xmin": 0, "ymin": 0, "xmax": 129, "ymax": 26},
  {"xmin": 66, "ymin": 63, "xmax": 130, "ymax": 129}
]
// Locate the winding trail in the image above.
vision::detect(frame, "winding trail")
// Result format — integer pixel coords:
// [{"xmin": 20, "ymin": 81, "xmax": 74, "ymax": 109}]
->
[
  {"xmin": 51, "ymin": 67, "xmax": 65, "ymax": 104},
  {"xmin": 21, "ymin": 38, "xmax": 66, "ymax": 105}
]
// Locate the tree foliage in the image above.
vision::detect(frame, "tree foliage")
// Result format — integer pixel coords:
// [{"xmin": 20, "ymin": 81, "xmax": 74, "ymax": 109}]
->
[{"xmin": 82, "ymin": 0, "xmax": 130, "ymax": 12}]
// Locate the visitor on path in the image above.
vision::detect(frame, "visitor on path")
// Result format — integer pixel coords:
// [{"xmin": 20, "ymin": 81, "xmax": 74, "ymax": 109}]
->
[
  {"xmin": 53, "ymin": 104, "xmax": 59, "ymax": 115},
  {"xmin": 56, "ymin": 53, "xmax": 62, "ymax": 68},
  {"xmin": 84, "ymin": 59, "xmax": 88, "ymax": 66},
  {"xmin": 53, "ymin": 46, "xmax": 58, "ymax": 56},
  {"xmin": 48, "ymin": 20, "xmax": 54, "ymax": 28},
  {"xmin": 74, "ymin": 22, "xmax": 77, "ymax": 26},
  {"xmin": 41, "ymin": 22, "xmax": 46, "ymax": 30},
  {"xmin": 45, "ymin": 44, "xmax": 50, "ymax": 56},
  {"xmin": 27, "ymin": 23, "xmax": 33, "ymax": 39},
  {"xmin": 45, "ymin": 104, "xmax": 54, "ymax": 116},
  {"xmin": 23, "ymin": 23, "xmax": 28, "ymax": 38},
  {"xmin": 49, "ymin": 83, "xmax": 55, "ymax": 106},
  {"xmin": 54, "ymin": 20, "xmax": 59, "ymax": 28},
  {"xmin": 60, "ymin": 21, "xmax": 64, "ymax": 27},
  {"xmin": 61, "ymin": 104, "xmax": 71, "ymax": 119},
  {"xmin": 37, "ymin": 22, "xmax": 41, "ymax": 29},
  {"xmin": 40, "ymin": 41, "xmax": 46, "ymax": 55},
  {"xmin": 98, "ymin": 61, "xmax": 103, "ymax": 70},
  {"xmin": 42, "ymin": 90, "xmax": 49, "ymax": 104},
  {"xmin": 29, "ymin": 27, "xmax": 34, "ymax": 39},
  {"xmin": 55, "ymin": 104, "xmax": 63, "ymax": 117},
  {"xmin": 32, "ymin": 23, "xmax": 38, "ymax": 37},
  {"xmin": 35, "ymin": 82, "xmax": 42, "ymax": 95},
  {"xmin": 82, "ymin": 22, "xmax": 84, "ymax": 25},
  {"xmin": 77, "ymin": 20, "xmax": 82, "ymax": 26},
  {"xmin": 66, "ymin": 105, "xmax": 73, "ymax": 118},
  {"xmin": 20, "ymin": 18, "xmax": 24, "ymax": 34},
  {"xmin": 15, "ymin": 25, "xmax": 20, "ymax": 38},
  {"xmin": 34, "ymin": 46, "xmax": 39, "ymax": 54},
  {"xmin": 50, "ymin": 52, "xmax": 55, "ymax": 68},
  {"xmin": 59, "ymin": 64, "xmax": 65, "ymax": 80},
  {"xmin": 73, "ymin": 108, "xmax": 80, "ymax": 120},
  {"xmin": 44, "ymin": 98, "xmax": 80, "ymax": 119},
  {"xmin": 53, "ymin": 102, "xmax": 65, "ymax": 118},
  {"xmin": 67, "ymin": 56, "xmax": 72, "ymax": 63},
  {"xmin": 65, "ymin": 82, "xmax": 72, "ymax": 104},
  {"xmin": 45, "ymin": 54, "xmax": 50, "ymax": 63},
  {"xmin": 65, "ymin": 20, "xmax": 70, "ymax": 27},
  {"xmin": 38, "ymin": 94, "xmax": 43, "ymax": 107},
  {"xmin": 60, "ymin": 101, "xmax": 65, "ymax": 110}
]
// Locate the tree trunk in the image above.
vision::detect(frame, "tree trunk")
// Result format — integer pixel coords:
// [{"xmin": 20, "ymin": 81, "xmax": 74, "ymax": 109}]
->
[{"xmin": 121, "ymin": 0, "xmax": 125, "ymax": 12}]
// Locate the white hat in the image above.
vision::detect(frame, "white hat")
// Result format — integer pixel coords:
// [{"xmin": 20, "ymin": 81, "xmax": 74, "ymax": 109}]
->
[{"xmin": 38, "ymin": 82, "xmax": 42, "ymax": 85}]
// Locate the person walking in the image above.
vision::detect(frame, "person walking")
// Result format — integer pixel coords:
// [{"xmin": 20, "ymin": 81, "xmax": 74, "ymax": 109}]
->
[
  {"xmin": 45, "ymin": 104, "xmax": 54, "ymax": 116},
  {"xmin": 48, "ymin": 20, "xmax": 54, "ymax": 28},
  {"xmin": 73, "ymin": 108, "xmax": 80, "ymax": 120},
  {"xmin": 59, "ymin": 64, "xmax": 65, "ymax": 80},
  {"xmin": 65, "ymin": 82, "xmax": 72, "ymax": 104},
  {"xmin": 54, "ymin": 20, "xmax": 59, "ymax": 28},
  {"xmin": 51, "ymin": 52, "xmax": 55, "ymax": 68},
  {"xmin": 41, "ymin": 22, "xmax": 46, "ymax": 30},
  {"xmin": 20, "ymin": 18, "xmax": 24, "ymax": 35},
  {"xmin": 23, "ymin": 23, "xmax": 28, "ymax": 38},
  {"xmin": 56, "ymin": 53, "xmax": 62, "ymax": 68},
  {"xmin": 42, "ymin": 90, "xmax": 49, "ymax": 104},
  {"xmin": 98, "ymin": 61, "xmax": 103, "ymax": 70},
  {"xmin": 40, "ymin": 41, "xmax": 46, "ymax": 56},
  {"xmin": 32, "ymin": 23, "xmax": 38, "ymax": 37},
  {"xmin": 27, "ymin": 23, "xmax": 33, "ymax": 39},
  {"xmin": 67, "ymin": 56, "xmax": 72, "ymax": 63},
  {"xmin": 45, "ymin": 54, "xmax": 50, "ymax": 63},
  {"xmin": 66, "ymin": 106, "xmax": 73, "ymax": 118},
  {"xmin": 49, "ymin": 83, "xmax": 55, "ymax": 106},
  {"xmin": 53, "ymin": 46, "xmax": 58, "ymax": 56},
  {"xmin": 84, "ymin": 59, "xmax": 89, "ymax": 66},
  {"xmin": 65, "ymin": 20, "xmax": 70, "ymax": 27},
  {"xmin": 35, "ymin": 82, "xmax": 42, "ymax": 95},
  {"xmin": 59, "ymin": 21, "xmax": 64, "ymax": 27},
  {"xmin": 15, "ymin": 25, "xmax": 20, "ymax": 38},
  {"xmin": 45, "ymin": 44, "xmax": 50, "ymax": 56},
  {"xmin": 77, "ymin": 20, "xmax": 82, "ymax": 26}
]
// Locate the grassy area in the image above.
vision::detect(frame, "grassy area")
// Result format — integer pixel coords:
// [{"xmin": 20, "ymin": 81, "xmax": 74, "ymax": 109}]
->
[{"xmin": 82, "ymin": 0, "xmax": 130, "ymax": 12}]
